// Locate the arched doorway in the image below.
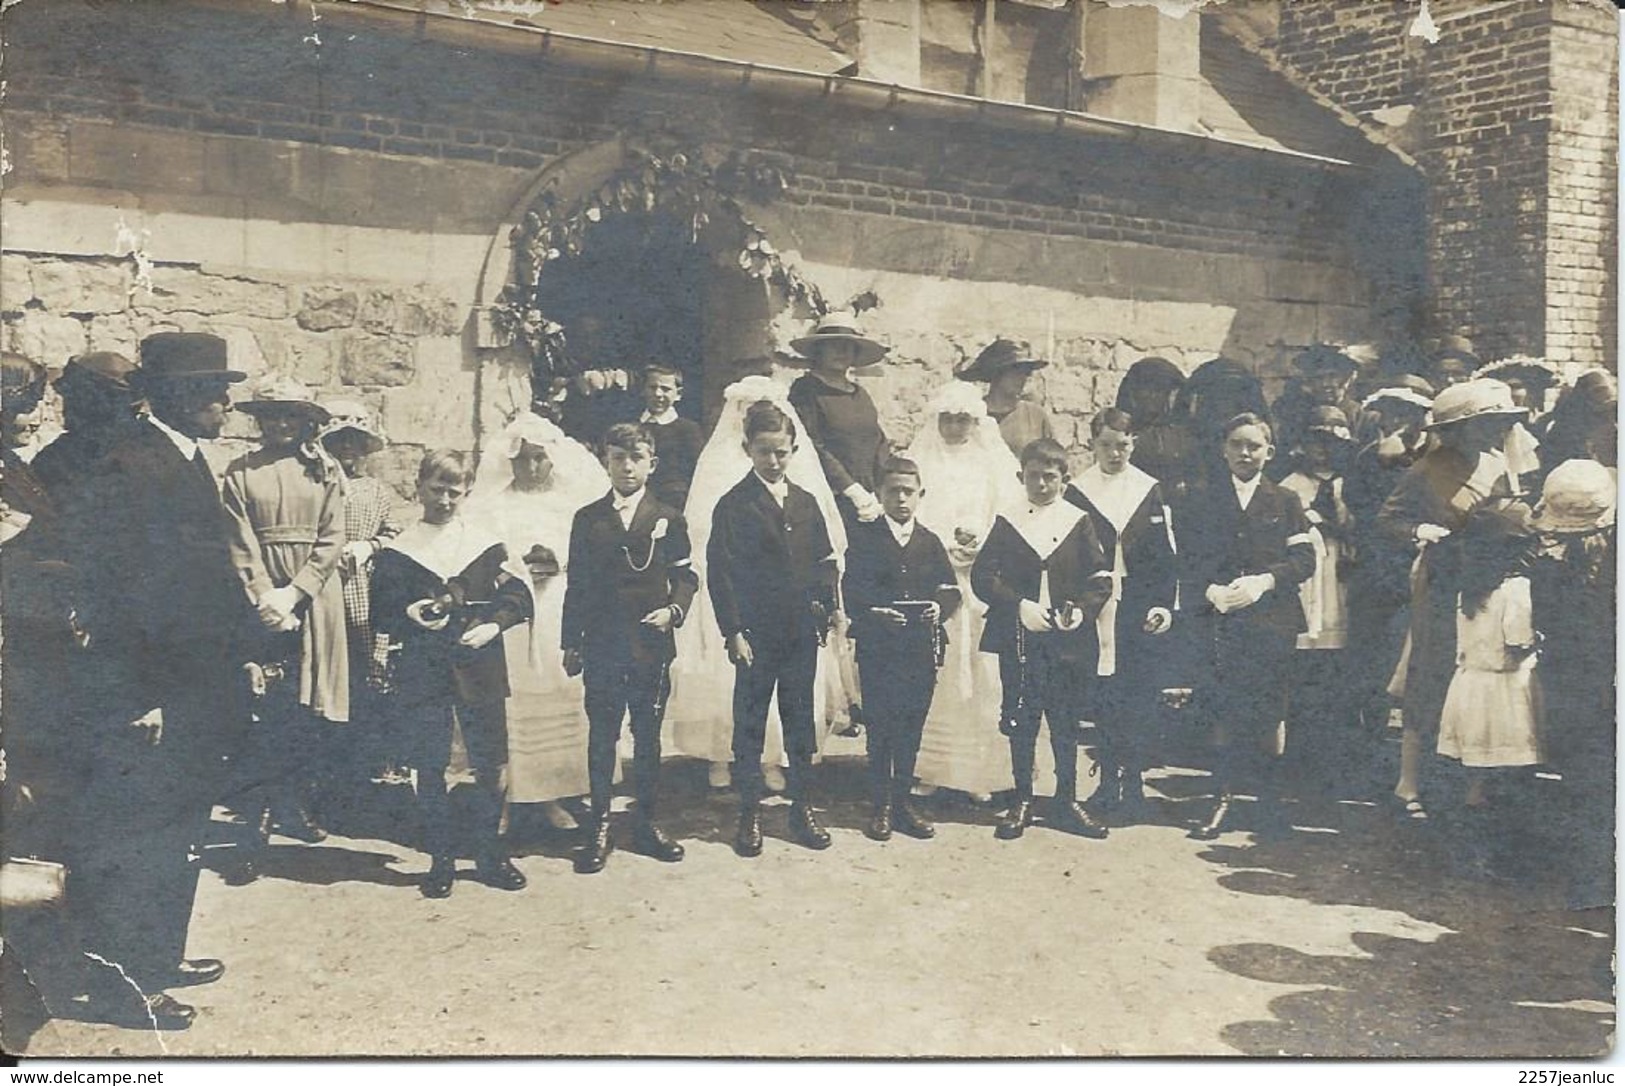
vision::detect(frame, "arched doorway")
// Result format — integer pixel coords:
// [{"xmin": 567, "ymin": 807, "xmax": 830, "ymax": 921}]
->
[{"xmin": 481, "ymin": 137, "xmax": 828, "ymax": 442}]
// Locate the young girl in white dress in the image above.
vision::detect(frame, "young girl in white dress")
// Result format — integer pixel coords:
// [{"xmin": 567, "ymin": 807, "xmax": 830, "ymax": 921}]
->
[
  {"xmin": 664, "ymin": 375, "xmax": 850, "ymax": 790},
  {"xmin": 1436, "ymin": 500, "xmax": 1544, "ymax": 808},
  {"xmin": 906, "ymin": 382, "xmax": 1025, "ymax": 800},
  {"xmin": 467, "ymin": 412, "xmax": 609, "ymax": 831}
]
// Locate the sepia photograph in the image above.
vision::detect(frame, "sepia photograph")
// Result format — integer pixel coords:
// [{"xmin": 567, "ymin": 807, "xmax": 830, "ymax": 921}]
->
[{"xmin": 0, "ymin": 0, "xmax": 1617, "ymax": 1063}]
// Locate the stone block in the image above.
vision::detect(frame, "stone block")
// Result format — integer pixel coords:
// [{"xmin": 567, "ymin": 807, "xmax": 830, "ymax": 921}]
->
[
  {"xmin": 382, "ymin": 349, "xmax": 476, "ymax": 446},
  {"xmin": 397, "ymin": 291, "xmax": 463, "ymax": 337},
  {"xmin": 283, "ymin": 333, "xmax": 342, "ymax": 387},
  {"xmin": 30, "ymin": 260, "xmax": 132, "ymax": 314},
  {"xmin": 356, "ymin": 289, "xmax": 397, "ymax": 334},
  {"xmin": 4, "ymin": 311, "xmax": 87, "ymax": 368},
  {"xmin": 85, "ymin": 312, "xmax": 141, "ymax": 357},
  {"xmin": 296, "ymin": 286, "xmax": 359, "ymax": 332},
  {"xmin": 1, "ymin": 255, "xmax": 35, "ymax": 312},
  {"xmin": 141, "ymin": 266, "xmax": 290, "ymax": 319},
  {"xmin": 341, "ymin": 335, "xmax": 416, "ymax": 387}
]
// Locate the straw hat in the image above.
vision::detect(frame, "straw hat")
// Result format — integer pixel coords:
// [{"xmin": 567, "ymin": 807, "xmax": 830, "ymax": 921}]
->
[
  {"xmin": 237, "ymin": 375, "xmax": 330, "ymax": 424},
  {"xmin": 1362, "ymin": 374, "xmax": 1435, "ymax": 412},
  {"xmin": 318, "ymin": 398, "xmax": 387, "ymax": 454},
  {"xmin": 955, "ymin": 337, "xmax": 1048, "ymax": 384},
  {"xmin": 1533, "ymin": 459, "xmax": 1616, "ymax": 533},
  {"xmin": 789, "ymin": 313, "xmax": 889, "ymax": 368},
  {"xmin": 1424, "ymin": 378, "xmax": 1524, "ymax": 430},
  {"xmin": 1473, "ymin": 354, "xmax": 1560, "ymax": 388}
]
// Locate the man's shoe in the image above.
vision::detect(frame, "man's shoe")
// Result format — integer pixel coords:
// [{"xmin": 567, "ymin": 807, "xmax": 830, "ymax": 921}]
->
[
  {"xmin": 575, "ymin": 818, "xmax": 612, "ymax": 874},
  {"xmin": 1052, "ymin": 799, "xmax": 1110, "ymax": 839},
  {"xmin": 1189, "ymin": 795, "xmax": 1232, "ymax": 841},
  {"xmin": 633, "ymin": 820, "xmax": 685, "ymax": 863},
  {"xmin": 477, "ymin": 854, "xmax": 528, "ymax": 891},
  {"xmin": 788, "ymin": 803, "xmax": 832, "ymax": 850},
  {"xmin": 734, "ymin": 807, "xmax": 764, "ymax": 858},
  {"xmin": 865, "ymin": 804, "xmax": 893, "ymax": 842},
  {"xmin": 84, "ymin": 991, "xmax": 196, "ymax": 1031},
  {"xmin": 420, "ymin": 856, "xmax": 456, "ymax": 898},
  {"xmin": 169, "ymin": 958, "xmax": 225, "ymax": 988},
  {"xmin": 892, "ymin": 801, "xmax": 936, "ymax": 840},
  {"xmin": 995, "ymin": 798, "xmax": 1034, "ymax": 840}
]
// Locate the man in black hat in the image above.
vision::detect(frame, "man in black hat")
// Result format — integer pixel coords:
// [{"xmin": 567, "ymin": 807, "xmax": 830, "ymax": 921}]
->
[
  {"xmin": 60, "ymin": 332, "xmax": 249, "ymax": 1029},
  {"xmin": 31, "ymin": 352, "xmax": 146, "ymax": 496}
]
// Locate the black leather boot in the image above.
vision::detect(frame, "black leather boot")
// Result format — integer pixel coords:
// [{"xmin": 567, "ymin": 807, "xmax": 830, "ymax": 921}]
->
[
  {"xmin": 575, "ymin": 814, "xmax": 612, "ymax": 874},
  {"xmin": 865, "ymin": 803, "xmax": 893, "ymax": 842},
  {"xmin": 995, "ymin": 797, "xmax": 1034, "ymax": 840},
  {"xmin": 788, "ymin": 802, "xmax": 832, "ymax": 850},
  {"xmin": 891, "ymin": 786, "xmax": 935, "ymax": 839},
  {"xmin": 420, "ymin": 855, "xmax": 456, "ymax": 898},
  {"xmin": 1052, "ymin": 797, "xmax": 1110, "ymax": 839},
  {"xmin": 734, "ymin": 804, "xmax": 763, "ymax": 858},
  {"xmin": 633, "ymin": 819, "xmax": 685, "ymax": 863},
  {"xmin": 1189, "ymin": 793, "xmax": 1233, "ymax": 841},
  {"xmin": 477, "ymin": 851, "xmax": 528, "ymax": 890}
]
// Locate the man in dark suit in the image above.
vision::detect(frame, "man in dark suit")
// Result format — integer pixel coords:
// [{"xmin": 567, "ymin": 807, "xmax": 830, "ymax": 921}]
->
[
  {"xmin": 1179, "ymin": 413, "xmax": 1317, "ymax": 840},
  {"xmin": 562, "ymin": 423, "xmax": 699, "ymax": 874},
  {"xmin": 843, "ymin": 458, "xmax": 960, "ymax": 842},
  {"xmin": 61, "ymin": 333, "xmax": 248, "ymax": 1029},
  {"xmin": 708, "ymin": 401, "xmax": 839, "ymax": 856}
]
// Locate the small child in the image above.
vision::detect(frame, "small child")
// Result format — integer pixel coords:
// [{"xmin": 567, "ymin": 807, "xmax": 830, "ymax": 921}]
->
[
  {"xmin": 319, "ymin": 401, "xmax": 403, "ymax": 792},
  {"xmin": 708, "ymin": 400, "xmax": 840, "ymax": 857},
  {"xmin": 562, "ymin": 423, "xmax": 699, "ymax": 874},
  {"xmin": 842, "ymin": 457, "xmax": 960, "ymax": 841},
  {"xmin": 371, "ymin": 450, "xmax": 534, "ymax": 899},
  {"xmin": 635, "ymin": 364, "xmax": 705, "ymax": 513},
  {"xmin": 1436, "ymin": 501, "xmax": 1543, "ymax": 805},
  {"xmin": 971, "ymin": 437, "xmax": 1114, "ymax": 841},
  {"xmin": 1278, "ymin": 405, "xmax": 1356, "ymax": 792},
  {"xmin": 1180, "ymin": 413, "xmax": 1317, "ymax": 840}
]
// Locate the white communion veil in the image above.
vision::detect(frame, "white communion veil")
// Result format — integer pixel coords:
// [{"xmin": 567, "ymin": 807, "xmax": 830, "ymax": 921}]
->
[{"xmin": 905, "ymin": 380, "xmax": 1023, "ymax": 547}]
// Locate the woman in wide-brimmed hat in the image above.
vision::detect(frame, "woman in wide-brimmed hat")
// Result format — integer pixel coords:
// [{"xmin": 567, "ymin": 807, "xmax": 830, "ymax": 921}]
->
[
  {"xmin": 222, "ymin": 375, "xmax": 348, "ymax": 857},
  {"xmin": 788, "ymin": 312, "xmax": 893, "ymax": 530},
  {"xmin": 1113, "ymin": 355, "xmax": 1193, "ymax": 495},
  {"xmin": 955, "ymin": 337, "xmax": 1056, "ymax": 460},
  {"xmin": 318, "ymin": 400, "xmax": 405, "ymax": 793},
  {"xmin": 1475, "ymin": 355, "xmax": 1561, "ymax": 486},
  {"xmin": 1375, "ymin": 377, "xmax": 1525, "ymax": 821}
]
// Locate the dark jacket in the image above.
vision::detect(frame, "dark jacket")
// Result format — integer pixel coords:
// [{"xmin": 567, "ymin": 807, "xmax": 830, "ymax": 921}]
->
[
  {"xmin": 788, "ymin": 372, "xmax": 889, "ymax": 497},
  {"xmin": 842, "ymin": 517, "xmax": 960, "ymax": 666},
  {"xmin": 1064, "ymin": 478, "xmax": 1179, "ymax": 666},
  {"xmin": 643, "ymin": 416, "xmax": 705, "ymax": 512},
  {"xmin": 707, "ymin": 473, "xmax": 838, "ymax": 643},
  {"xmin": 1178, "ymin": 476, "xmax": 1316, "ymax": 642},
  {"xmin": 969, "ymin": 506, "xmax": 1113, "ymax": 665},
  {"xmin": 562, "ymin": 490, "xmax": 699, "ymax": 668},
  {"xmin": 372, "ymin": 541, "xmax": 532, "ymax": 707}
]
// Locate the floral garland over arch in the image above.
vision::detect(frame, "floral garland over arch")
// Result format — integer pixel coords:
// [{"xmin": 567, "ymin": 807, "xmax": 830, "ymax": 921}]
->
[{"xmin": 489, "ymin": 143, "xmax": 829, "ymax": 405}]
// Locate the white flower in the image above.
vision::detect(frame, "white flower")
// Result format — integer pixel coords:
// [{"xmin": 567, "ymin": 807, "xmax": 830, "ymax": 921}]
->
[{"xmin": 651, "ymin": 517, "xmax": 669, "ymax": 541}]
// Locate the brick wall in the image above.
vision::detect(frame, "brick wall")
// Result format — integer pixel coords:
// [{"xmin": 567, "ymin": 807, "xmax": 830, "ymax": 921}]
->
[{"xmin": 1273, "ymin": 0, "xmax": 1617, "ymax": 370}]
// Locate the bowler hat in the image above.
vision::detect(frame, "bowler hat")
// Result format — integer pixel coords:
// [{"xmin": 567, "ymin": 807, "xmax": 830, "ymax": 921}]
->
[
  {"xmin": 955, "ymin": 338, "xmax": 1048, "ymax": 384},
  {"xmin": 238, "ymin": 375, "xmax": 330, "ymax": 424},
  {"xmin": 1532, "ymin": 459, "xmax": 1616, "ymax": 534},
  {"xmin": 790, "ymin": 313, "xmax": 889, "ymax": 368},
  {"xmin": 58, "ymin": 352, "xmax": 142, "ymax": 400},
  {"xmin": 318, "ymin": 398, "xmax": 386, "ymax": 454},
  {"xmin": 139, "ymin": 333, "xmax": 246, "ymax": 383},
  {"xmin": 1425, "ymin": 378, "xmax": 1524, "ymax": 430}
]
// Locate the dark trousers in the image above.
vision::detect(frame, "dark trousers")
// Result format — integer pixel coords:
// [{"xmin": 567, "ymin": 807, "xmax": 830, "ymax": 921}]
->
[
  {"xmin": 999, "ymin": 644, "xmax": 1084, "ymax": 802},
  {"xmin": 1202, "ymin": 625, "xmax": 1294, "ymax": 797},
  {"xmin": 400, "ymin": 698, "xmax": 508, "ymax": 860},
  {"xmin": 732, "ymin": 631, "xmax": 819, "ymax": 804},
  {"xmin": 236, "ymin": 701, "xmax": 327, "ymax": 820},
  {"xmin": 859, "ymin": 654, "xmax": 935, "ymax": 805},
  {"xmin": 584, "ymin": 658, "xmax": 670, "ymax": 819}
]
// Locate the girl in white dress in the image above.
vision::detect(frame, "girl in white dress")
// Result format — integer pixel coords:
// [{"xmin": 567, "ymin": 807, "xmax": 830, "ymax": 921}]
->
[
  {"xmin": 467, "ymin": 412, "xmax": 608, "ymax": 831},
  {"xmin": 906, "ymin": 382, "xmax": 1025, "ymax": 800},
  {"xmin": 1436, "ymin": 500, "xmax": 1544, "ymax": 807},
  {"xmin": 664, "ymin": 375, "xmax": 850, "ymax": 789}
]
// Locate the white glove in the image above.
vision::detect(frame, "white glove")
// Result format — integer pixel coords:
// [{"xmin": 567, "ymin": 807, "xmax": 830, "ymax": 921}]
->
[
  {"xmin": 1205, "ymin": 584, "xmax": 1242, "ymax": 615},
  {"xmin": 1018, "ymin": 598, "xmax": 1053, "ymax": 633},
  {"xmin": 459, "ymin": 622, "xmax": 502, "ymax": 650},
  {"xmin": 341, "ymin": 539, "xmax": 374, "ymax": 571},
  {"xmin": 1229, "ymin": 573, "xmax": 1275, "ymax": 608},
  {"xmin": 1416, "ymin": 523, "xmax": 1452, "ymax": 546}
]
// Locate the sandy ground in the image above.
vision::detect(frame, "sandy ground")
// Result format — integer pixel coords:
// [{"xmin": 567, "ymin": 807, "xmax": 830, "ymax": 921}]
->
[{"xmin": 11, "ymin": 747, "xmax": 1616, "ymax": 1059}]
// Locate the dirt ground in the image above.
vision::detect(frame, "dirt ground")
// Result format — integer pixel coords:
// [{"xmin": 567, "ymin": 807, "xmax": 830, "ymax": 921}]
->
[{"xmin": 10, "ymin": 741, "xmax": 1616, "ymax": 1059}]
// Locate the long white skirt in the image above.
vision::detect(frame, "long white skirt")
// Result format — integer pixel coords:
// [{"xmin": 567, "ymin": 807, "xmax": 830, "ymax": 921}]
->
[{"xmin": 504, "ymin": 576, "xmax": 592, "ymax": 802}]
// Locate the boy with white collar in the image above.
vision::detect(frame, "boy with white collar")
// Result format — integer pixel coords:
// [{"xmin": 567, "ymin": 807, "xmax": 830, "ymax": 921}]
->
[
  {"xmin": 971, "ymin": 438, "xmax": 1114, "ymax": 841},
  {"xmin": 635, "ymin": 364, "xmax": 704, "ymax": 512}
]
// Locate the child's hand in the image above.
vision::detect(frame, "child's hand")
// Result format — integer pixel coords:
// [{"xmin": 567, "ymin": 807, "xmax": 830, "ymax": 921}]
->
[
  {"xmin": 1228, "ymin": 573, "xmax": 1274, "ymax": 608},
  {"xmin": 1205, "ymin": 584, "xmax": 1242, "ymax": 614},
  {"xmin": 1415, "ymin": 523, "xmax": 1452, "ymax": 546},
  {"xmin": 640, "ymin": 606, "xmax": 676, "ymax": 633},
  {"xmin": 1143, "ymin": 607, "xmax": 1173, "ymax": 634},
  {"xmin": 562, "ymin": 648, "xmax": 583, "ymax": 677},
  {"xmin": 341, "ymin": 539, "xmax": 373, "ymax": 573},
  {"xmin": 459, "ymin": 622, "xmax": 501, "ymax": 650},
  {"xmin": 727, "ymin": 632, "xmax": 754, "ymax": 668},
  {"xmin": 870, "ymin": 606, "xmax": 908, "ymax": 628},
  {"xmin": 1018, "ymin": 599, "xmax": 1053, "ymax": 633}
]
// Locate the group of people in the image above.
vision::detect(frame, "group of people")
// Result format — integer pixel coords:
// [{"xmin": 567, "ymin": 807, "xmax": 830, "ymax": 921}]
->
[{"xmin": 0, "ymin": 316, "xmax": 1616, "ymax": 1035}]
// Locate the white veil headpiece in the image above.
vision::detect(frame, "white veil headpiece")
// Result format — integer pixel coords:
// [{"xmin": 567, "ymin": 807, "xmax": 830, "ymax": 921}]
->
[
  {"xmin": 906, "ymin": 380, "xmax": 1022, "ymax": 540},
  {"xmin": 471, "ymin": 410, "xmax": 609, "ymax": 507},
  {"xmin": 684, "ymin": 374, "xmax": 848, "ymax": 573}
]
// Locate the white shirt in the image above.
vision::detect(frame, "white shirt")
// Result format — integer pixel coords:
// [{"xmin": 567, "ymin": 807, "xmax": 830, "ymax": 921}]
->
[
  {"xmin": 754, "ymin": 472, "xmax": 788, "ymax": 507},
  {"xmin": 612, "ymin": 487, "xmax": 646, "ymax": 530},
  {"xmin": 1231, "ymin": 472, "xmax": 1262, "ymax": 512},
  {"xmin": 885, "ymin": 515, "xmax": 914, "ymax": 548},
  {"xmin": 1003, "ymin": 498, "xmax": 1086, "ymax": 610},
  {"xmin": 148, "ymin": 414, "xmax": 199, "ymax": 461},
  {"xmin": 641, "ymin": 408, "xmax": 679, "ymax": 426}
]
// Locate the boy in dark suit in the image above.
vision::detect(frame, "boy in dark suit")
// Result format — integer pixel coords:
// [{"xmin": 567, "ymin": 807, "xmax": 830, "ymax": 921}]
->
[
  {"xmin": 844, "ymin": 457, "xmax": 961, "ymax": 841},
  {"xmin": 635, "ymin": 364, "xmax": 705, "ymax": 512},
  {"xmin": 1180, "ymin": 413, "xmax": 1317, "ymax": 840},
  {"xmin": 562, "ymin": 422, "xmax": 699, "ymax": 874},
  {"xmin": 971, "ymin": 438, "xmax": 1114, "ymax": 841},
  {"xmin": 708, "ymin": 400, "xmax": 840, "ymax": 857}
]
